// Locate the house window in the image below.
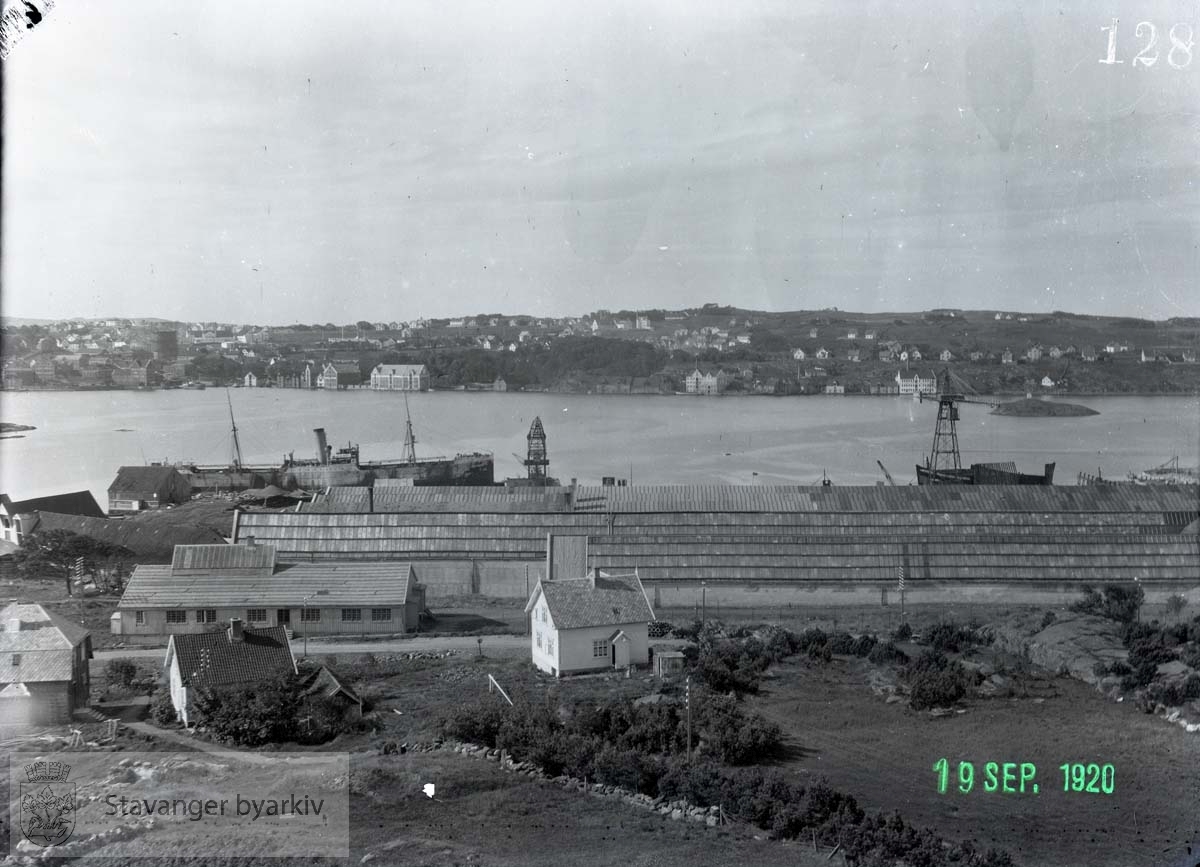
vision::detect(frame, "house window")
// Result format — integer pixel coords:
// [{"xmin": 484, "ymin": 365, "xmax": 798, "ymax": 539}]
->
[
  {"xmin": 536, "ymin": 631, "xmax": 542, "ymax": 649},
  {"xmin": 247, "ymin": 609, "xmax": 267, "ymax": 623},
  {"xmin": 166, "ymin": 610, "xmax": 187, "ymax": 624},
  {"xmin": 370, "ymin": 608, "xmax": 392, "ymax": 622},
  {"xmin": 341, "ymin": 608, "xmax": 362, "ymax": 622},
  {"xmin": 547, "ymin": 637, "xmax": 554, "ymax": 654},
  {"xmin": 11, "ymin": 654, "xmax": 20, "ymax": 666},
  {"xmin": 135, "ymin": 611, "xmax": 145, "ymax": 626},
  {"xmin": 196, "ymin": 609, "xmax": 217, "ymax": 624},
  {"xmin": 301, "ymin": 608, "xmax": 321, "ymax": 623},
  {"xmin": 592, "ymin": 640, "xmax": 608, "ymax": 659}
]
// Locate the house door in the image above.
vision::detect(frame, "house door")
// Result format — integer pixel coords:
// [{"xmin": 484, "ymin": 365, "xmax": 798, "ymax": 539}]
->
[
  {"xmin": 277, "ymin": 609, "xmax": 290, "ymax": 625},
  {"xmin": 612, "ymin": 639, "xmax": 631, "ymax": 668}
]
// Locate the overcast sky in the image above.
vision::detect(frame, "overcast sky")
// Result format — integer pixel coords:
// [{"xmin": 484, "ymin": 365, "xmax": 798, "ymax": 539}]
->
[{"xmin": 3, "ymin": 0, "xmax": 1197, "ymax": 323}]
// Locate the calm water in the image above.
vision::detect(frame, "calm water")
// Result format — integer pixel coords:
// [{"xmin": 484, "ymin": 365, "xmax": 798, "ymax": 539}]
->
[{"xmin": 1, "ymin": 389, "xmax": 1197, "ymax": 505}]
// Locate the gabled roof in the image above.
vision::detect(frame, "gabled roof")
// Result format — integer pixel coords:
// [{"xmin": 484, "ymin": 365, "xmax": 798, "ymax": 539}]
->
[
  {"xmin": 0, "ymin": 491, "xmax": 104, "ymax": 519},
  {"xmin": 171, "ymin": 543, "xmax": 276, "ymax": 574},
  {"xmin": 0, "ymin": 603, "xmax": 91, "ymax": 683},
  {"xmin": 373, "ymin": 363, "xmax": 427, "ymax": 376},
  {"xmin": 108, "ymin": 465, "xmax": 185, "ymax": 494},
  {"xmin": 528, "ymin": 571, "xmax": 654, "ymax": 630},
  {"xmin": 120, "ymin": 561, "xmax": 415, "ymax": 609},
  {"xmin": 298, "ymin": 664, "xmax": 361, "ymax": 707},
  {"xmin": 166, "ymin": 625, "xmax": 295, "ymax": 689}
]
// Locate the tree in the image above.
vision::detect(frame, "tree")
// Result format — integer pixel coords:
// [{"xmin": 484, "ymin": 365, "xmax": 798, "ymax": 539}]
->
[
  {"xmin": 192, "ymin": 675, "xmax": 302, "ymax": 746},
  {"xmin": 12, "ymin": 530, "xmax": 134, "ymax": 591}
]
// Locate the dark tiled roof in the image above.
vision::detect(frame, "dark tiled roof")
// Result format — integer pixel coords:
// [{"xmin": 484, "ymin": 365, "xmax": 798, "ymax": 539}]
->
[
  {"xmin": 172, "ymin": 543, "xmax": 276, "ymax": 574},
  {"xmin": 298, "ymin": 665, "xmax": 361, "ymax": 706},
  {"xmin": 533, "ymin": 572, "xmax": 654, "ymax": 630},
  {"xmin": 108, "ymin": 465, "xmax": 185, "ymax": 494},
  {"xmin": 168, "ymin": 625, "xmax": 295, "ymax": 689},
  {"xmin": 1, "ymin": 491, "xmax": 104, "ymax": 518}
]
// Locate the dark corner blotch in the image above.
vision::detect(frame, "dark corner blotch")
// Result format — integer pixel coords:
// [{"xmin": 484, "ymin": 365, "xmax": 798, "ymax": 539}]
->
[{"xmin": 23, "ymin": 1, "xmax": 43, "ymax": 28}]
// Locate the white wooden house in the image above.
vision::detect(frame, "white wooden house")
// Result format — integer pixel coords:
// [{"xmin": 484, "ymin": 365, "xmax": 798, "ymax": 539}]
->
[{"xmin": 525, "ymin": 570, "xmax": 654, "ymax": 677}]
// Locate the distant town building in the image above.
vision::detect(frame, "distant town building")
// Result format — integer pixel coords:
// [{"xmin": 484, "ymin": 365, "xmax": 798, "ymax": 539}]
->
[
  {"xmin": 824, "ymin": 381, "xmax": 845, "ymax": 395},
  {"xmin": 636, "ymin": 315, "xmax": 652, "ymax": 330},
  {"xmin": 895, "ymin": 370, "xmax": 937, "ymax": 395},
  {"xmin": 243, "ymin": 372, "xmax": 258, "ymax": 388},
  {"xmin": 792, "ymin": 348, "xmax": 806, "ymax": 360},
  {"xmin": 685, "ymin": 368, "xmax": 729, "ymax": 395},
  {"xmin": 318, "ymin": 362, "xmax": 361, "ymax": 390},
  {"xmin": 370, "ymin": 363, "xmax": 429, "ymax": 392},
  {"xmin": 939, "ymin": 349, "xmax": 954, "ymax": 362},
  {"xmin": 1001, "ymin": 348, "xmax": 1015, "ymax": 365},
  {"xmin": 1041, "ymin": 376, "xmax": 1056, "ymax": 388}
]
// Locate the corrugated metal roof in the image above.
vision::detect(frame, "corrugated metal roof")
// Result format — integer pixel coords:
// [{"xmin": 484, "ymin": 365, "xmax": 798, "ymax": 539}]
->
[
  {"xmin": 120, "ymin": 562, "xmax": 415, "ymax": 609},
  {"xmin": 534, "ymin": 572, "xmax": 654, "ymax": 630},
  {"xmin": 172, "ymin": 543, "xmax": 276, "ymax": 573},
  {"xmin": 168, "ymin": 625, "xmax": 294, "ymax": 688},
  {"xmin": 304, "ymin": 486, "xmax": 572, "ymax": 513}
]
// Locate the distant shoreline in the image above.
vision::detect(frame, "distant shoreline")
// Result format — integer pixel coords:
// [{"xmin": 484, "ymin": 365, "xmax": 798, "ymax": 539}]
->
[{"xmin": 0, "ymin": 422, "xmax": 36, "ymax": 433}]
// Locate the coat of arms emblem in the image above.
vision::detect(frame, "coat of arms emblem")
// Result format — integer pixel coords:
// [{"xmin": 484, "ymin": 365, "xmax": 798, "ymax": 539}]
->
[{"xmin": 19, "ymin": 760, "xmax": 75, "ymax": 848}]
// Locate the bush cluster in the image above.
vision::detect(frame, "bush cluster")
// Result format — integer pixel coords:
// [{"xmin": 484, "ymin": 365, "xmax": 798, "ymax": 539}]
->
[
  {"xmin": 892, "ymin": 622, "xmax": 913, "ymax": 642},
  {"xmin": 867, "ymin": 641, "xmax": 908, "ymax": 665},
  {"xmin": 441, "ymin": 690, "xmax": 782, "ymax": 768},
  {"xmin": 1041, "ymin": 610, "xmax": 1057, "ymax": 629},
  {"xmin": 903, "ymin": 651, "xmax": 971, "ymax": 711},
  {"xmin": 191, "ymin": 672, "xmax": 360, "ymax": 746},
  {"xmin": 104, "ymin": 659, "xmax": 138, "ymax": 688},
  {"xmin": 442, "ymin": 698, "xmax": 1010, "ymax": 867},
  {"xmin": 1070, "ymin": 584, "xmax": 1144, "ymax": 624},
  {"xmin": 150, "ymin": 690, "xmax": 178, "ymax": 726},
  {"xmin": 926, "ymin": 620, "xmax": 992, "ymax": 653}
]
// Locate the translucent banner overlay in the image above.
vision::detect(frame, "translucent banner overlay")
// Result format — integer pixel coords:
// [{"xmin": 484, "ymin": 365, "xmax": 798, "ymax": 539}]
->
[{"xmin": 9, "ymin": 752, "xmax": 349, "ymax": 859}]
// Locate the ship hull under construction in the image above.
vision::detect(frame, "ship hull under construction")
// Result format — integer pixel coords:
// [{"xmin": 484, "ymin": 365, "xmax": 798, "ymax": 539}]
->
[{"xmin": 915, "ymin": 462, "xmax": 1055, "ymax": 486}]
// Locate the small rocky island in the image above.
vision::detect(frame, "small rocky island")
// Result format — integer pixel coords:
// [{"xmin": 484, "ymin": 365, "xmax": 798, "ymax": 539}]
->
[
  {"xmin": 0, "ymin": 422, "xmax": 37, "ymax": 434},
  {"xmin": 991, "ymin": 397, "xmax": 1099, "ymax": 417}
]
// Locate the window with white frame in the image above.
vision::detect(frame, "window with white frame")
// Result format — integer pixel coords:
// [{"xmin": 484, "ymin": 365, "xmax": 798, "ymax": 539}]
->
[
  {"xmin": 166, "ymin": 610, "xmax": 187, "ymax": 624},
  {"xmin": 536, "ymin": 631, "xmax": 542, "ymax": 649},
  {"xmin": 247, "ymin": 609, "xmax": 267, "ymax": 623},
  {"xmin": 196, "ymin": 609, "xmax": 217, "ymax": 624},
  {"xmin": 547, "ymin": 637, "xmax": 555, "ymax": 654},
  {"xmin": 371, "ymin": 608, "xmax": 392, "ymax": 622},
  {"xmin": 135, "ymin": 611, "xmax": 145, "ymax": 626},
  {"xmin": 341, "ymin": 608, "xmax": 362, "ymax": 622},
  {"xmin": 592, "ymin": 639, "xmax": 608, "ymax": 658},
  {"xmin": 301, "ymin": 608, "xmax": 321, "ymax": 623}
]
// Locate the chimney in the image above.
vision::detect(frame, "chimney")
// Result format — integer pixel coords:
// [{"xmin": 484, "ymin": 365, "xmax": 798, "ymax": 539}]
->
[
  {"xmin": 314, "ymin": 428, "xmax": 328, "ymax": 465},
  {"xmin": 229, "ymin": 618, "xmax": 244, "ymax": 642},
  {"xmin": 7, "ymin": 618, "xmax": 21, "ymax": 633},
  {"xmin": 244, "ymin": 535, "xmax": 256, "ymax": 547}
]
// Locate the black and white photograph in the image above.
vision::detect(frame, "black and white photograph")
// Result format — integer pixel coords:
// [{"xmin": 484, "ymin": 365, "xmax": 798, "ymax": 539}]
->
[{"xmin": 1, "ymin": 1, "xmax": 1198, "ymax": 865}]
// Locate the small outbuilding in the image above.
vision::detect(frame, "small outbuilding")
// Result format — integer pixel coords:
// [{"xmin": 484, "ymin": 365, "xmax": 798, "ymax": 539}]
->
[
  {"xmin": 0, "ymin": 603, "xmax": 93, "ymax": 725},
  {"xmin": 107, "ymin": 465, "xmax": 191, "ymax": 515},
  {"xmin": 525, "ymin": 569, "xmax": 655, "ymax": 677}
]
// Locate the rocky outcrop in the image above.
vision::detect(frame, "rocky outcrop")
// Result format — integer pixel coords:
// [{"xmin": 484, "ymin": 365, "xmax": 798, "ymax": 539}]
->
[{"xmin": 991, "ymin": 612, "xmax": 1127, "ymax": 685}]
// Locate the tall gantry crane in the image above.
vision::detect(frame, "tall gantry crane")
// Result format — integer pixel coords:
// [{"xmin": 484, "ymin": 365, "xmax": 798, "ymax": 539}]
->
[{"xmin": 917, "ymin": 370, "xmax": 998, "ymax": 483}]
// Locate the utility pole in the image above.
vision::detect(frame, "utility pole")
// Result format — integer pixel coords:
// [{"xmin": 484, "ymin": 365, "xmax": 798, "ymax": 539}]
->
[
  {"xmin": 701, "ymin": 582, "xmax": 706, "ymax": 626},
  {"xmin": 525, "ymin": 565, "xmax": 530, "ymax": 636},
  {"xmin": 685, "ymin": 675, "xmax": 692, "ymax": 763}
]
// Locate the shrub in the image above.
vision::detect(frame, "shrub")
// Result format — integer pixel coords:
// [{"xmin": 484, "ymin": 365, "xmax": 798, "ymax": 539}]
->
[
  {"xmin": 867, "ymin": 641, "xmax": 907, "ymax": 666},
  {"xmin": 1183, "ymin": 674, "xmax": 1200, "ymax": 700},
  {"xmin": 892, "ymin": 622, "xmax": 913, "ymax": 642},
  {"xmin": 1182, "ymin": 645, "xmax": 1200, "ymax": 670},
  {"xmin": 1071, "ymin": 584, "xmax": 1144, "ymax": 624},
  {"xmin": 828, "ymin": 632, "xmax": 856, "ymax": 655},
  {"xmin": 796, "ymin": 628, "xmax": 829, "ymax": 653},
  {"xmin": 672, "ymin": 620, "xmax": 703, "ymax": 640},
  {"xmin": 850, "ymin": 634, "xmax": 878, "ymax": 657},
  {"xmin": 1120, "ymin": 660, "xmax": 1159, "ymax": 691},
  {"xmin": 440, "ymin": 696, "xmax": 507, "ymax": 747},
  {"xmin": 806, "ymin": 641, "xmax": 833, "ymax": 663},
  {"xmin": 1165, "ymin": 594, "xmax": 1188, "ymax": 619},
  {"xmin": 192, "ymin": 675, "xmax": 301, "ymax": 746},
  {"xmin": 150, "ymin": 690, "xmax": 178, "ymax": 726},
  {"xmin": 697, "ymin": 692, "xmax": 782, "ymax": 765},
  {"xmin": 1041, "ymin": 611, "xmax": 1057, "ymax": 629},
  {"xmin": 909, "ymin": 666, "xmax": 968, "ymax": 711},
  {"xmin": 1127, "ymin": 638, "xmax": 1175, "ymax": 669},
  {"xmin": 903, "ymin": 649, "xmax": 951, "ymax": 679},
  {"xmin": 105, "ymin": 658, "xmax": 138, "ymax": 688}
]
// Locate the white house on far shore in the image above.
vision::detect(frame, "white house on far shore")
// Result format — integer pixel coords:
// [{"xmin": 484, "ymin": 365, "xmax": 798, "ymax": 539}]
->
[{"xmin": 525, "ymin": 570, "xmax": 654, "ymax": 677}]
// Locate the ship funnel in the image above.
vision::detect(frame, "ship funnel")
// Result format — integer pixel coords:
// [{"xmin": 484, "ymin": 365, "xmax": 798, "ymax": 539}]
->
[{"xmin": 314, "ymin": 428, "xmax": 329, "ymax": 464}]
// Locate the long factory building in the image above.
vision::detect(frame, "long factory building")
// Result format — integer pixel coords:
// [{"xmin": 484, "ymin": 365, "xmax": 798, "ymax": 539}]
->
[{"xmin": 231, "ymin": 484, "xmax": 1200, "ymax": 608}]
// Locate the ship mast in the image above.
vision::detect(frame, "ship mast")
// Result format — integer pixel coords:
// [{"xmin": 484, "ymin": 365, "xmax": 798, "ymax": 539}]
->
[
  {"xmin": 402, "ymin": 393, "xmax": 417, "ymax": 464},
  {"xmin": 227, "ymin": 390, "xmax": 244, "ymax": 470}
]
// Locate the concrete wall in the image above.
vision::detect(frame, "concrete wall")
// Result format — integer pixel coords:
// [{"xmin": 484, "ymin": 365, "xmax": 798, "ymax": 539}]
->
[
  {"xmin": 647, "ymin": 581, "xmax": 1200, "ymax": 610},
  {"xmin": 410, "ymin": 560, "xmax": 542, "ymax": 600}
]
